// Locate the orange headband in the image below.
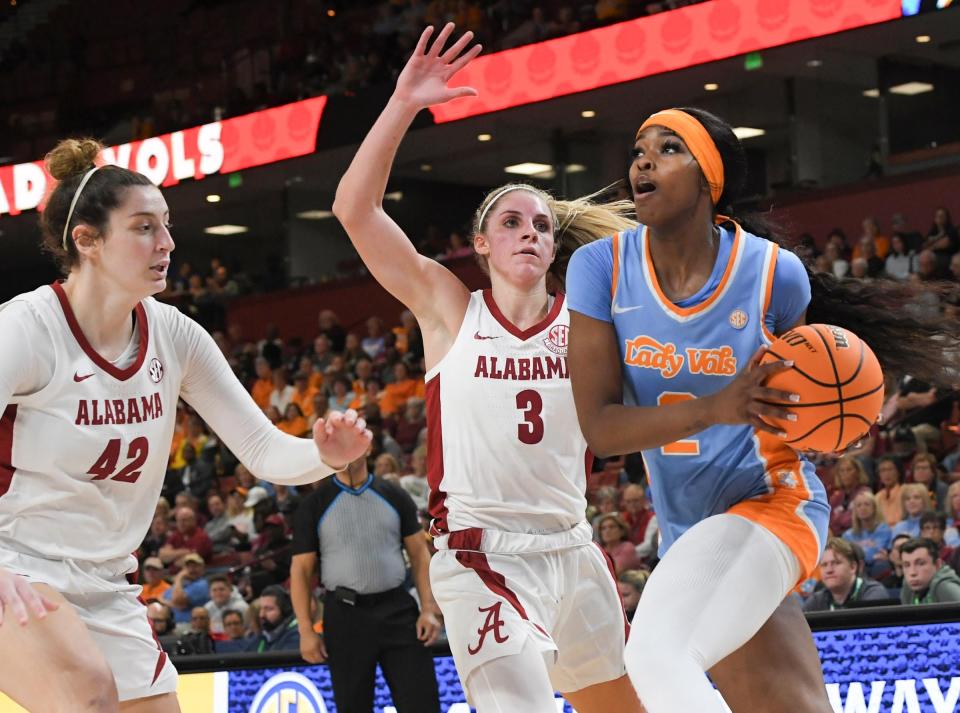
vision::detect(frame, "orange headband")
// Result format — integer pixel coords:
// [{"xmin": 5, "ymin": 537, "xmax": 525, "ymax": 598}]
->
[{"xmin": 637, "ymin": 109, "xmax": 724, "ymax": 206}]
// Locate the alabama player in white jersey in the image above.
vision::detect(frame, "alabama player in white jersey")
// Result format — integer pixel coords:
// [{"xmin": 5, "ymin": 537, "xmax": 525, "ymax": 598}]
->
[
  {"xmin": 332, "ymin": 24, "xmax": 642, "ymax": 713},
  {"xmin": 0, "ymin": 138, "xmax": 371, "ymax": 713}
]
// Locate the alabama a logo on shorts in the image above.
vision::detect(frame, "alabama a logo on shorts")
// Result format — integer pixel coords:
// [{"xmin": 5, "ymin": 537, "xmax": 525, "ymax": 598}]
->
[
  {"xmin": 148, "ymin": 358, "xmax": 164, "ymax": 384},
  {"xmin": 542, "ymin": 324, "xmax": 569, "ymax": 355},
  {"xmin": 468, "ymin": 601, "xmax": 509, "ymax": 655}
]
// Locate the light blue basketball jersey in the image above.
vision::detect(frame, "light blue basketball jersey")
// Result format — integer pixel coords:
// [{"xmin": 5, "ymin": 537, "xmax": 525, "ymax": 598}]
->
[{"xmin": 574, "ymin": 222, "xmax": 829, "ymax": 557}]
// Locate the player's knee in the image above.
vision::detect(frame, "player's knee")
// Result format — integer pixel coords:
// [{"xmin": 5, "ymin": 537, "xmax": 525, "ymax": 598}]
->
[
  {"xmin": 56, "ymin": 657, "xmax": 119, "ymax": 713},
  {"xmin": 624, "ymin": 633, "xmax": 670, "ymax": 694}
]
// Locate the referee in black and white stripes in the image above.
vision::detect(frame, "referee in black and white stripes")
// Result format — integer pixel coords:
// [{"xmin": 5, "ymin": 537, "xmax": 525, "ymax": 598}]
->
[{"xmin": 290, "ymin": 452, "xmax": 441, "ymax": 712}]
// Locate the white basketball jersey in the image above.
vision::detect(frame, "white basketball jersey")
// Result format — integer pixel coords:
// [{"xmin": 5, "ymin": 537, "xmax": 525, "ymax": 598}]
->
[
  {"xmin": 0, "ymin": 283, "xmax": 182, "ymax": 563},
  {"xmin": 425, "ymin": 290, "xmax": 590, "ymax": 536}
]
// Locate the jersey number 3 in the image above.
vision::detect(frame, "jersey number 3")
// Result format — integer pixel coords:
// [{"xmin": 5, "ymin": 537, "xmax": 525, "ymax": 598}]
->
[
  {"xmin": 516, "ymin": 390, "xmax": 544, "ymax": 444},
  {"xmin": 658, "ymin": 392, "xmax": 701, "ymax": 456},
  {"xmin": 88, "ymin": 437, "xmax": 150, "ymax": 483}
]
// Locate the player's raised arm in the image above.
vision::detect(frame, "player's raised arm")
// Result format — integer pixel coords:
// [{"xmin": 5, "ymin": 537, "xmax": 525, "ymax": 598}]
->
[{"xmin": 332, "ymin": 24, "xmax": 481, "ymax": 336}]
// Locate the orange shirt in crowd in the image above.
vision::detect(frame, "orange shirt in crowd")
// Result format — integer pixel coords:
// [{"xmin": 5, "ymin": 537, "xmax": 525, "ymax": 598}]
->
[
  {"xmin": 309, "ymin": 372, "xmax": 324, "ymax": 391},
  {"xmin": 852, "ymin": 234, "xmax": 890, "ymax": 260},
  {"xmin": 875, "ymin": 485, "xmax": 904, "ymax": 527},
  {"xmin": 292, "ymin": 387, "xmax": 320, "ymax": 418},
  {"xmin": 380, "ymin": 378, "xmax": 422, "ymax": 416},
  {"xmin": 278, "ymin": 416, "xmax": 309, "ymax": 437},
  {"xmin": 348, "ymin": 392, "xmax": 380, "ymax": 411},
  {"xmin": 141, "ymin": 579, "xmax": 171, "ymax": 602},
  {"xmin": 252, "ymin": 377, "xmax": 274, "ymax": 410},
  {"xmin": 393, "ymin": 326, "xmax": 410, "ymax": 354}
]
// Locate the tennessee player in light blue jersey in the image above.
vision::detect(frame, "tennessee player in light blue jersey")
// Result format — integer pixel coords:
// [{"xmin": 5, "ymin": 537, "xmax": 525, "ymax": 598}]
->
[{"xmin": 566, "ymin": 107, "xmax": 960, "ymax": 713}]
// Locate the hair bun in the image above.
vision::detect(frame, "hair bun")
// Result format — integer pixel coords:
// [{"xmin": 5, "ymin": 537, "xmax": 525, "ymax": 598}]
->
[{"xmin": 45, "ymin": 138, "xmax": 103, "ymax": 181}]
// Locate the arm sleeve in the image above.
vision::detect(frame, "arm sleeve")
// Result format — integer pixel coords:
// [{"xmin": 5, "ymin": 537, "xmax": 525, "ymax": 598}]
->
[
  {"xmin": 0, "ymin": 300, "xmax": 53, "ymax": 405},
  {"xmin": 291, "ymin": 495, "xmax": 320, "ymax": 556},
  {"xmin": 765, "ymin": 248, "xmax": 811, "ymax": 335},
  {"xmin": 565, "ymin": 238, "xmax": 614, "ymax": 323},
  {"xmin": 174, "ymin": 310, "xmax": 336, "ymax": 486}
]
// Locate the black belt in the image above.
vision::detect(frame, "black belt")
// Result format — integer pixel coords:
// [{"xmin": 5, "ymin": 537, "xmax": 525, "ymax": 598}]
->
[{"xmin": 326, "ymin": 585, "xmax": 407, "ymax": 607}]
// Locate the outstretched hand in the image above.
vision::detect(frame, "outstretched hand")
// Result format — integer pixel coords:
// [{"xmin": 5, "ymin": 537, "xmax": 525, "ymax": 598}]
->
[
  {"xmin": 709, "ymin": 346, "xmax": 799, "ymax": 436},
  {"xmin": 394, "ymin": 23, "xmax": 483, "ymax": 109},
  {"xmin": 0, "ymin": 568, "xmax": 58, "ymax": 627},
  {"xmin": 313, "ymin": 409, "xmax": 372, "ymax": 471}
]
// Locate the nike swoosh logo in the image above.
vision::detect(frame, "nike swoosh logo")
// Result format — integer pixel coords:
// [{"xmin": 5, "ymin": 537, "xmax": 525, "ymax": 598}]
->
[
  {"xmin": 474, "ymin": 331, "xmax": 500, "ymax": 340},
  {"xmin": 612, "ymin": 303, "xmax": 643, "ymax": 314},
  {"xmin": 74, "ymin": 372, "xmax": 94, "ymax": 382}
]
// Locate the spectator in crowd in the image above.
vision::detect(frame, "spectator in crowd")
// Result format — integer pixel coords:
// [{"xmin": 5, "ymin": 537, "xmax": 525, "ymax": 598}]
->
[
  {"xmin": 328, "ymin": 377, "xmax": 356, "ymax": 413},
  {"xmin": 946, "ymin": 481, "xmax": 960, "ymax": 547},
  {"xmin": 269, "ymin": 367, "xmax": 295, "ymax": 413},
  {"xmin": 618, "ymin": 569, "xmax": 650, "ymax": 621},
  {"xmin": 205, "ymin": 574, "xmax": 250, "ymax": 635},
  {"xmin": 311, "ymin": 334, "xmax": 335, "ymax": 373},
  {"xmin": 175, "ymin": 607, "xmax": 216, "ymax": 654},
  {"xmin": 598, "ymin": 513, "xmax": 645, "ymax": 574},
  {"xmin": 829, "ymin": 456, "xmax": 871, "ymax": 535},
  {"xmin": 278, "ymin": 403, "xmax": 309, "ymax": 436},
  {"xmin": 891, "ymin": 212, "xmax": 924, "ymax": 252},
  {"xmin": 250, "ymin": 356, "xmax": 275, "ymax": 411},
  {"xmin": 160, "ymin": 506, "xmax": 214, "ymax": 567},
  {"xmin": 361, "ymin": 316, "xmax": 387, "ymax": 360},
  {"xmin": 168, "ymin": 413, "xmax": 209, "ymax": 471},
  {"xmin": 214, "ymin": 609, "xmax": 251, "ymax": 653},
  {"xmin": 400, "ymin": 445, "xmax": 430, "ymax": 510},
  {"xmin": 349, "ymin": 376, "xmax": 383, "ymax": 412},
  {"xmin": 274, "ymin": 484, "xmax": 301, "ymax": 517},
  {"xmin": 900, "ymin": 538, "xmax": 960, "ymax": 604},
  {"xmin": 146, "ymin": 601, "xmax": 179, "ymax": 655},
  {"xmin": 318, "ymin": 309, "xmax": 347, "ymax": 352},
  {"xmin": 884, "ymin": 233, "xmax": 916, "ymax": 280},
  {"xmin": 379, "ymin": 361, "xmax": 421, "ymax": 417},
  {"xmin": 290, "ymin": 371, "xmax": 320, "ymax": 418},
  {"xmin": 910, "ymin": 452, "xmax": 949, "ymax": 513},
  {"xmin": 920, "ymin": 511, "xmax": 955, "ymax": 562},
  {"xmin": 854, "ymin": 217, "xmax": 890, "ymax": 259},
  {"xmin": 893, "ymin": 484, "xmax": 933, "ymax": 538},
  {"xmin": 823, "ymin": 241, "xmax": 849, "ymax": 278},
  {"xmin": 205, "ymin": 493, "xmax": 239, "ymax": 553},
  {"xmin": 290, "ymin": 452, "xmax": 441, "ymax": 712},
  {"xmin": 849, "ymin": 257, "xmax": 869, "ymax": 280},
  {"xmin": 247, "ymin": 586, "xmax": 301, "ymax": 653},
  {"xmin": 226, "ymin": 489, "xmax": 256, "ymax": 537},
  {"xmin": 393, "ymin": 310, "xmax": 423, "ymax": 360},
  {"xmin": 162, "ymin": 553, "xmax": 211, "ymax": 625},
  {"xmin": 592, "ymin": 486, "xmax": 621, "ymax": 530},
  {"xmin": 351, "ymin": 358, "xmax": 376, "ymax": 396},
  {"xmin": 924, "ymin": 207, "xmax": 960, "ymax": 269},
  {"xmin": 803, "ymin": 538, "xmax": 890, "ymax": 611},
  {"xmin": 307, "ymin": 391, "xmax": 329, "ymax": 429},
  {"xmin": 141, "ymin": 557, "xmax": 172, "ymax": 602},
  {"xmin": 875, "ymin": 456, "xmax": 905, "ymax": 527},
  {"xmin": 373, "ymin": 453, "xmax": 402, "ymax": 481},
  {"xmin": 169, "ymin": 441, "xmax": 215, "ymax": 501},
  {"xmin": 249, "ymin": 514, "xmax": 293, "ymax": 596},
  {"xmin": 842, "ymin": 491, "xmax": 892, "ymax": 577},
  {"xmin": 879, "ymin": 533, "xmax": 912, "ymax": 592},
  {"xmin": 856, "ymin": 237, "xmax": 884, "ymax": 277},
  {"xmin": 390, "ymin": 397, "xmax": 426, "ymax": 453},
  {"xmin": 141, "ymin": 513, "xmax": 171, "ymax": 561},
  {"xmin": 342, "ymin": 333, "xmax": 368, "ymax": 373},
  {"xmin": 621, "ymin": 484, "xmax": 658, "ymax": 561}
]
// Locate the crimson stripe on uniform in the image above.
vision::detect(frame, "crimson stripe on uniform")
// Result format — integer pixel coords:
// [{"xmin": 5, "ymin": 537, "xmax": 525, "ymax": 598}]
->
[
  {"xmin": 594, "ymin": 543, "xmax": 631, "ymax": 641},
  {"xmin": 584, "ymin": 447, "xmax": 594, "ymax": 483},
  {"xmin": 455, "ymin": 549, "xmax": 547, "ymax": 637},
  {"xmin": 0, "ymin": 405, "xmax": 17, "ymax": 498},
  {"xmin": 425, "ymin": 375, "xmax": 448, "ymax": 536},
  {"xmin": 137, "ymin": 595, "xmax": 168, "ymax": 684}
]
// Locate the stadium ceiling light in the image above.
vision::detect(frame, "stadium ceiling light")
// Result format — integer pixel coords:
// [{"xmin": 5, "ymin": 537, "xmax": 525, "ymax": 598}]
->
[
  {"xmin": 203, "ymin": 224, "xmax": 250, "ymax": 235},
  {"xmin": 862, "ymin": 88, "xmax": 880, "ymax": 98},
  {"xmin": 581, "ymin": 109, "xmax": 596, "ymax": 118},
  {"xmin": 477, "ymin": 133, "xmax": 492, "ymax": 142},
  {"xmin": 806, "ymin": 59, "xmax": 823, "ymax": 68},
  {"xmin": 384, "ymin": 191, "xmax": 403, "ymax": 201},
  {"xmin": 915, "ymin": 34, "xmax": 931, "ymax": 43},
  {"xmin": 420, "ymin": 164, "xmax": 432, "ymax": 172},
  {"xmin": 295, "ymin": 210, "xmax": 335, "ymax": 220},
  {"xmin": 504, "ymin": 162, "xmax": 553, "ymax": 176},
  {"xmin": 327, "ymin": 9, "xmax": 336, "ymax": 17},
  {"xmin": 703, "ymin": 83, "xmax": 719, "ymax": 91},
  {"xmin": 566, "ymin": 164, "xmax": 587, "ymax": 173},
  {"xmin": 206, "ymin": 194, "xmax": 221, "ymax": 203},
  {"xmin": 889, "ymin": 81, "xmax": 935, "ymax": 95},
  {"xmin": 732, "ymin": 127, "xmax": 765, "ymax": 140}
]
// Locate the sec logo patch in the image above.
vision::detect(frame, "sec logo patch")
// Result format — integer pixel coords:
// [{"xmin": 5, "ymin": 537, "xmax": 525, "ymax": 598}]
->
[{"xmin": 728, "ymin": 309, "xmax": 748, "ymax": 330}]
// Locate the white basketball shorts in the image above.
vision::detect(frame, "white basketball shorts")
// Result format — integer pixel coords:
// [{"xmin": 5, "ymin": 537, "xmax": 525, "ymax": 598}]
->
[
  {"xmin": 430, "ymin": 522, "xmax": 628, "ymax": 699},
  {"xmin": 0, "ymin": 547, "xmax": 178, "ymax": 702}
]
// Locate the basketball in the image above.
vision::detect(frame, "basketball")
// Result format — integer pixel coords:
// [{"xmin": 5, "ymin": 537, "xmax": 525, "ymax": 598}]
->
[{"xmin": 760, "ymin": 324, "xmax": 884, "ymax": 453}]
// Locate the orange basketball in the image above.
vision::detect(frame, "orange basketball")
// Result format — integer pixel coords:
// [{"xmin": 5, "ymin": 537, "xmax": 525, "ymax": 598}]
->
[{"xmin": 759, "ymin": 324, "xmax": 884, "ymax": 453}]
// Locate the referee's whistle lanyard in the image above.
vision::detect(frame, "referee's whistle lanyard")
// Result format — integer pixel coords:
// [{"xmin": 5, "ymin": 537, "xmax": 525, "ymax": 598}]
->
[{"xmin": 829, "ymin": 577, "xmax": 863, "ymax": 611}]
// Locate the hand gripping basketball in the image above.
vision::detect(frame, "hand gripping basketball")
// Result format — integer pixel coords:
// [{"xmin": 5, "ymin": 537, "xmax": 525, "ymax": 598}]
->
[{"xmin": 710, "ymin": 347, "xmax": 799, "ymax": 436}]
